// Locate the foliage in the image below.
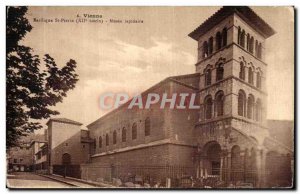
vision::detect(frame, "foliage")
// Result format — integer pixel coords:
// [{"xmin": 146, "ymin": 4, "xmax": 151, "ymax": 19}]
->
[{"xmin": 6, "ymin": 7, "xmax": 79, "ymax": 148}]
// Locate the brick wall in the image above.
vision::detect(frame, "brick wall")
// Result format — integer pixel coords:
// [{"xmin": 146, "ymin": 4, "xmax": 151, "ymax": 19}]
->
[{"xmin": 81, "ymin": 144, "xmax": 195, "ymax": 182}]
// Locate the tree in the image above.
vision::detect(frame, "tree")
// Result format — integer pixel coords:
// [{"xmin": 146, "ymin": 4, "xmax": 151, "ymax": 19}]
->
[{"xmin": 6, "ymin": 6, "xmax": 79, "ymax": 148}]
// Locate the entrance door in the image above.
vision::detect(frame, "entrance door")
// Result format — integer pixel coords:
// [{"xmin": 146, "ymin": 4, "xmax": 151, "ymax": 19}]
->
[
  {"xmin": 206, "ymin": 142, "xmax": 221, "ymax": 176},
  {"xmin": 200, "ymin": 141, "xmax": 222, "ymax": 187},
  {"xmin": 62, "ymin": 153, "xmax": 71, "ymax": 165},
  {"xmin": 211, "ymin": 161, "xmax": 221, "ymax": 175},
  {"xmin": 62, "ymin": 153, "xmax": 71, "ymax": 178}
]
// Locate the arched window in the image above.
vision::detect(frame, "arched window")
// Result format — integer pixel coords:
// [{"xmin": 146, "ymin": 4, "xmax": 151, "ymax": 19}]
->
[
  {"xmin": 238, "ymin": 90, "xmax": 246, "ymax": 116},
  {"xmin": 239, "ymin": 62, "xmax": 245, "ymax": 80},
  {"xmin": 256, "ymin": 99, "xmax": 262, "ymax": 121},
  {"xmin": 99, "ymin": 136, "xmax": 102, "ymax": 148},
  {"xmin": 204, "ymin": 67, "xmax": 212, "ymax": 86},
  {"xmin": 240, "ymin": 30, "xmax": 245, "ymax": 48},
  {"xmin": 249, "ymin": 37, "xmax": 254, "ymax": 54},
  {"xmin": 246, "ymin": 34, "xmax": 250, "ymax": 51},
  {"xmin": 222, "ymin": 28, "xmax": 227, "ymax": 47},
  {"xmin": 216, "ymin": 32, "xmax": 222, "ymax": 50},
  {"xmin": 247, "ymin": 94, "xmax": 255, "ymax": 119},
  {"xmin": 256, "ymin": 71, "xmax": 261, "ymax": 88},
  {"xmin": 132, "ymin": 123, "xmax": 137, "ymax": 140},
  {"xmin": 237, "ymin": 26, "xmax": 241, "ymax": 44},
  {"xmin": 145, "ymin": 117, "xmax": 150, "ymax": 136},
  {"xmin": 93, "ymin": 138, "xmax": 96, "ymax": 149},
  {"xmin": 113, "ymin": 130, "xmax": 117, "ymax": 144},
  {"xmin": 216, "ymin": 63, "xmax": 224, "ymax": 81},
  {"xmin": 215, "ymin": 91, "xmax": 224, "ymax": 116},
  {"xmin": 248, "ymin": 67, "xmax": 253, "ymax": 84},
  {"xmin": 106, "ymin": 134, "xmax": 109, "ymax": 146},
  {"xmin": 203, "ymin": 41, "xmax": 208, "ymax": 58},
  {"xmin": 255, "ymin": 40, "xmax": 259, "ymax": 57},
  {"xmin": 122, "ymin": 127, "xmax": 126, "ymax": 142},
  {"xmin": 208, "ymin": 37, "xmax": 214, "ymax": 55},
  {"xmin": 258, "ymin": 43, "xmax": 262, "ymax": 59},
  {"xmin": 204, "ymin": 95, "xmax": 213, "ymax": 119}
]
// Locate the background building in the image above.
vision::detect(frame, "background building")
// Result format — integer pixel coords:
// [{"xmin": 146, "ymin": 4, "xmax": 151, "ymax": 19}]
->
[
  {"xmin": 8, "ymin": 145, "xmax": 33, "ymax": 172},
  {"xmin": 31, "ymin": 139, "xmax": 48, "ymax": 174},
  {"xmin": 7, "ymin": 133, "xmax": 44, "ymax": 172}
]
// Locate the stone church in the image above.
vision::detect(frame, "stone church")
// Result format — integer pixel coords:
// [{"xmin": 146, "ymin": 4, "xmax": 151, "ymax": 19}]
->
[{"xmin": 45, "ymin": 6, "xmax": 293, "ymax": 188}]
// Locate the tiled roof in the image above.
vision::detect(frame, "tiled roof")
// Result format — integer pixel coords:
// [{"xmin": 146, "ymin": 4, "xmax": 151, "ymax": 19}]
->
[
  {"xmin": 189, "ymin": 6, "xmax": 276, "ymax": 40},
  {"xmin": 46, "ymin": 118, "xmax": 83, "ymax": 126}
]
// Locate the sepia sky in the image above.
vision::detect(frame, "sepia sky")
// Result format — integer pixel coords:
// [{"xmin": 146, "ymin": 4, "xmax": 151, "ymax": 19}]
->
[{"xmin": 23, "ymin": 6, "xmax": 294, "ymax": 130}]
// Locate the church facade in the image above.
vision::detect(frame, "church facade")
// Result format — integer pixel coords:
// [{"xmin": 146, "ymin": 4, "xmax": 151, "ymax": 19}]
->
[{"xmin": 48, "ymin": 7, "xmax": 293, "ymax": 188}]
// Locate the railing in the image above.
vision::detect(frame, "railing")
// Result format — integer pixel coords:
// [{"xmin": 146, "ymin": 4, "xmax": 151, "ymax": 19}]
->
[{"xmin": 55, "ymin": 163, "xmax": 292, "ymax": 188}]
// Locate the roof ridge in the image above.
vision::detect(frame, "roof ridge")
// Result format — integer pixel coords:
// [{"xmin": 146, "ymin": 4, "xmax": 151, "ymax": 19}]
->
[{"xmin": 47, "ymin": 117, "xmax": 83, "ymax": 126}]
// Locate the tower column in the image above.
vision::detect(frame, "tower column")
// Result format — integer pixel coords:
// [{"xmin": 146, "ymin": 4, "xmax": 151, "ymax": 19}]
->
[{"xmin": 226, "ymin": 151, "xmax": 232, "ymax": 183}]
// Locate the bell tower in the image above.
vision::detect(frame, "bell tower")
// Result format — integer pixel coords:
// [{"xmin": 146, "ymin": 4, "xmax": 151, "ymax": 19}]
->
[{"xmin": 189, "ymin": 6, "xmax": 276, "ymax": 187}]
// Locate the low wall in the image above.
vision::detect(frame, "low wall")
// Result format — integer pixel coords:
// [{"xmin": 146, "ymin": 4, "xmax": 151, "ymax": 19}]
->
[{"xmin": 81, "ymin": 164, "xmax": 194, "ymax": 186}]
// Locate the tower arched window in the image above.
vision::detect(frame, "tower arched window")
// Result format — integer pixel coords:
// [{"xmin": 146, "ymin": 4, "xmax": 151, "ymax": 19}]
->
[
  {"xmin": 248, "ymin": 67, "xmax": 253, "ymax": 84},
  {"xmin": 247, "ymin": 94, "xmax": 255, "ymax": 119},
  {"xmin": 258, "ymin": 43, "xmax": 262, "ymax": 59},
  {"xmin": 240, "ymin": 30, "xmax": 245, "ymax": 48},
  {"xmin": 106, "ymin": 134, "xmax": 109, "ymax": 146},
  {"xmin": 99, "ymin": 136, "xmax": 102, "ymax": 148},
  {"xmin": 208, "ymin": 37, "xmax": 214, "ymax": 55},
  {"xmin": 216, "ymin": 32, "xmax": 222, "ymax": 50},
  {"xmin": 113, "ymin": 130, "xmax": 117, "ymax": 144},
  {"xmin": 215, "ymin": 91, "xmax": 224, "ymax": 116},
  {"xmin": 216, "ymin": 63, "xmax": 224, "ymax": 81},
  {"xmin": 204, "ymin": 95, "xmax": 213, "ymax": 119},
  {"xmin": 222, "ymin": 28, "xmax": 227, "ymax": 46},
  {"xmin": 145, "ymin": 117, "xmax": 150, "ymax": 136},
  {"xmin": 238, "ymin": 90, "xmax": 246, "ymax": 116},
  {"xmin": 256, "ymin": 99, "xmax": 262, "ymax": 121},
  {"xmin": 256, "ymin": 71, "xmax": 261, "ymax": 88},
  {"xmin": 246, "ymin": 34, "xmax": 250, "ymax": 51},
  {"xmin": 237, "ymin": 26, "xmax": 241, "ymax": 44},
  {"xmin": 255, "ymin": 40, "xmax": 259, "ymax": 57},
  {"xmin": 132, "ymin": 123, "xmax": 137, "ymax": 140},
  {"xmin": 122, "ymin": 127, "xmax": 126, "ymax": 142},
  {"xmin": 239, "ymin": 62, "xmax": 245, "ymax": 80},
  {"xmin": 204, "ymin": 67, "xmax": 212, "ymax": 86},
  {"xmin": 250, "ymin": 37, "xmax": 254, "ymax": 54},
  {"xmin": 203, "ymin": 41, "xmax": 208, "ymax": 58}
]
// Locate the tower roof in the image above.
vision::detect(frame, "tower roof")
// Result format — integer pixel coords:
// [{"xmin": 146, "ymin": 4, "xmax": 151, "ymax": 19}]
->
[{"xmin": 188, "ymin": 6, "xmax": 276, "ymax": 40}]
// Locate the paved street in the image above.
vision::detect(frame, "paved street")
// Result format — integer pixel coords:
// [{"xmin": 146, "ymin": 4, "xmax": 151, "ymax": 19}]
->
[{"xmin": 7, "ymin": 172, "xmax": 75, "ymax": 188}]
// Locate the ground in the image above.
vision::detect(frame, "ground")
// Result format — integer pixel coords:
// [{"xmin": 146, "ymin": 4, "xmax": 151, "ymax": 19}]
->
[{"xmin": 7, "ymin": 172, "xmax": 75, "ymax": 188}]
